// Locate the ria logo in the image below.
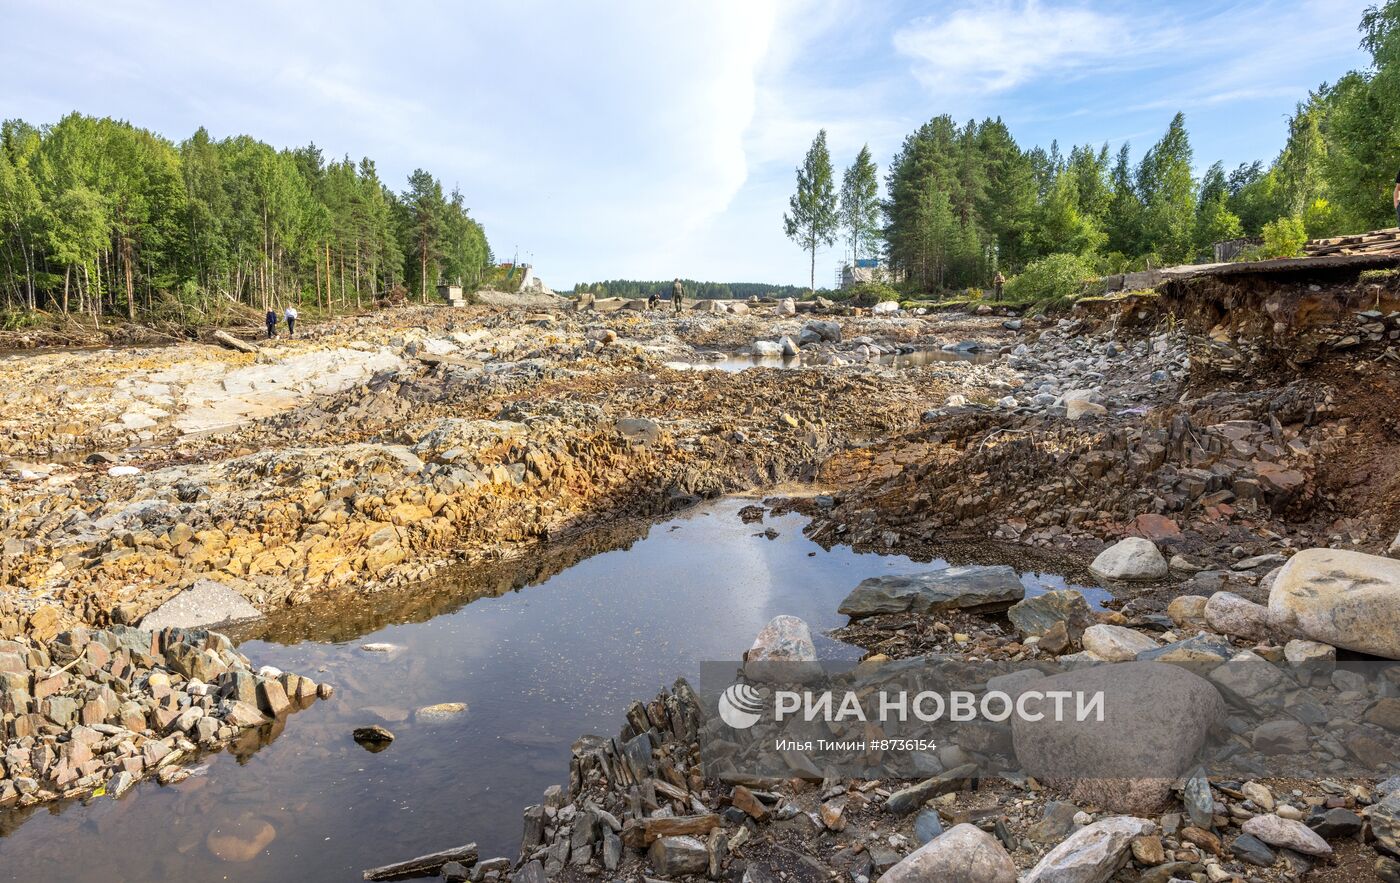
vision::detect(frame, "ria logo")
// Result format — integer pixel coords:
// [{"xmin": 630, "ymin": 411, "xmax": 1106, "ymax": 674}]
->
[{"xmin": 718, "ymin": 683, "xmax": 767, "ymax": 730}]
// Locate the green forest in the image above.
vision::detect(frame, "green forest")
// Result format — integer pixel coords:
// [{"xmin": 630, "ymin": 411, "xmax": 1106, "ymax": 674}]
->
[
  {"xmin": 572, "ymin": 279, "xmax": 812, "ymax": 301},
  {"xmin": 0, "ymin": 113, "xmax": 490, "ymax": 327},
  {"xmin": 786, "ymin": 0, "xmax": 1400, "ymax": 296}
]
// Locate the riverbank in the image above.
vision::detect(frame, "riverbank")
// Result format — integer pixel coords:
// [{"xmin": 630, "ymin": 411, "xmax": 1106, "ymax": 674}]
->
[{"xmin": 2, "ymin": 275, "xmax": 1400, "ymax": 879}]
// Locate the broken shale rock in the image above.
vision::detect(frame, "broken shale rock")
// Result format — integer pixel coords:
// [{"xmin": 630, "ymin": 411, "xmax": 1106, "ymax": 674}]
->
[{"xmin": 838, "ymin": 566, "xmax": 1024, "ymax": 620}]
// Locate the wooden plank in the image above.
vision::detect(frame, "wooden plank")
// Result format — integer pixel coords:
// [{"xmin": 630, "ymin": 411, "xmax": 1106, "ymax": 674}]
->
[{"xmin": 362, "ymin": 843, "xmax": 478, "ymax": 880}]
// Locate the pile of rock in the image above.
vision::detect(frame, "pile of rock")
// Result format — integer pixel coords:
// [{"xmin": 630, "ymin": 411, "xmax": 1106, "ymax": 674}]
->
[{"xmin": 0, "ymin": 624, "xmax": 329, "ymax": 808}]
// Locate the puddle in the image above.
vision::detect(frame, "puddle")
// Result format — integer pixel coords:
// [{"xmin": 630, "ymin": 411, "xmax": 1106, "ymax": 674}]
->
[
  {"xmin": 0, "ymin": 498, "xmax": 1100, "ymax": 881},
  {"xmin": 665, "ymin": 347, "xmax": 997, "ymax": 372}
]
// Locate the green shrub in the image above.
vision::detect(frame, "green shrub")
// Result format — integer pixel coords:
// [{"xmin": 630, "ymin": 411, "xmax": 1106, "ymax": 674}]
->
[
  {"xmin": 1004, "ymin": 253, "xmax": 1096, "ymax": 306},
  {"xmin": 1261, "ymin": 216, "xmax": 1307, "ymax": 258},
  {"xmin": 843, "ymin": 281, "xmax": 901, "ymax": 305}
]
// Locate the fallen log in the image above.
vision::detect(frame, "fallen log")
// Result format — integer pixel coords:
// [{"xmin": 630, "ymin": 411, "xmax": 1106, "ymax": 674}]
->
[
  {"xmin": 362, "ymin": 843, "xmax": 478, "ymax": 880},
  {"xmin": 212, "ymin": 330, "xmax": 259, "ymax": 353}
]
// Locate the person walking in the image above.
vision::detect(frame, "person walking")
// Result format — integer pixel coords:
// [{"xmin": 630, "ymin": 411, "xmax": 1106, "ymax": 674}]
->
[
  {"xmin": 265, "ymin": 308, "xmax": 278, "ymax": 340},
  {"xmin": 284, "ymin": 304, "xmax": 299, "ymax": 338},
  {"xmin": 671, "ymin": 278, "xmax": 684, "ymax": 314}
]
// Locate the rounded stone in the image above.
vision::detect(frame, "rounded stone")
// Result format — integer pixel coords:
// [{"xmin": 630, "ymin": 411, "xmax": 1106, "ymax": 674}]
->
[
  {"xmin": 879, "ymin": 823, "xmax": 1017, "ymax": 883},
  {"xmin": 1089, "ymin": 537, "xmax": 1168, "ymax": 582}
]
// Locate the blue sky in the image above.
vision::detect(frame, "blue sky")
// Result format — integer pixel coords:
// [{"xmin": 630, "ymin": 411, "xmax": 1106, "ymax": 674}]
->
[{"xmin": 1, "ymin": 0, "xmax": 1375, "ymax": 287}]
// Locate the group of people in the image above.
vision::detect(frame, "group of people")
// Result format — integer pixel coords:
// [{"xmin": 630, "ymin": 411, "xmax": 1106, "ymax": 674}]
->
[
  {"xmin": 265, "ymin": 305, "xmax": 299, "ymax": 339},
  {"xmin": 645, "ymin": 279, "xmax": 686, "ymax": 313}
]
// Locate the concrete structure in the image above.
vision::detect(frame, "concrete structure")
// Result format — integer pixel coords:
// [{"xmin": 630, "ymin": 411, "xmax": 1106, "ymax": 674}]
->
[
  {"xmin": 839, "ymin": 260, "xmax": 903, "ymax": 289},
  {"xmin": 437, "ymin": 284, "xmax": 466, "ymax": 307}
]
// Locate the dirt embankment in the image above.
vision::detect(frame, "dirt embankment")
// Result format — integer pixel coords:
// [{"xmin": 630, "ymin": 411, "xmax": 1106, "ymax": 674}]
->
[
  {"xmin": 809, "ymin": 273, "xmax": 1400, "ymax": 575},
  {"xmin": 1, "ymin": 303, "xmax": 1019, "ymax": 639}
]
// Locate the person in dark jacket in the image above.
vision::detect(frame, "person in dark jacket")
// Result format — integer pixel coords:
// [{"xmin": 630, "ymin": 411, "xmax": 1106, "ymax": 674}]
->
[{"xmin": 265, "ymin": 308, "xmax": 278, "ymax": 339}]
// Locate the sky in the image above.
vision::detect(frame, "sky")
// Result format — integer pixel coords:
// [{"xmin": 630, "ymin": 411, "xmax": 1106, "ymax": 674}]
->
[{"xmin": 1, "ymin": 0, "xmax": 1377, "ymax": 288}]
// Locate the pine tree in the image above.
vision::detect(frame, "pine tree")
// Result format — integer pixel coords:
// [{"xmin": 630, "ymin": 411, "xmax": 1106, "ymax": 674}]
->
[
  {"xmin": 839, "ymin": 145, "xmax": 879, "ymax": 264},
  {"xmin": 784, "ymin": 130, "xmax": 838, "ymax": 292}
]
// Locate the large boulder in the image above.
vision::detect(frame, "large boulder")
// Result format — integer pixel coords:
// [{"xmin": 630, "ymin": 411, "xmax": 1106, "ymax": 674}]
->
[
  {"xmin": 1089, "ymin": 538, "xmax": 1167, "ymax": 582},
  {"xmin": 838, "ymin": 566, "xmax": 1025, "ymax": 620},
  {"xmin": 140, "ymin": 579, "xmax": 261, "ymax": 630},
  {"xmin": 1203, "ymin": 591, "xmax": 1275, "ymax": 641},
  {"xmin": 878, "ymin": 823, "xmax": 1017, "ymax": 883},
  {"xmin": 1240, "ymin": 814, "xmax": 1332, "ymax": 856},
  {"xmin": 744, "ymin": 615, "xmax": 817, "ymax": 681},
  {"xmin": 1268, "ymin": 548, "xmax": 1400, "ymax": 658},
  {"xmin": 1373, "ymin": 794, "xmax": 1400, "ymax": 856},
  {"xmin": 1021, "ymin": 816, "xmax": 1157, "ymax": 883},
  {"xmin": 1008, "ymin": 590, "xmax": 1094, "ymax": 641},
  {"xmin": 802, "ymin": 320, "xmax": 842, "ymax": 343},
  {"xmin": 1012, "ymin": 662, "xmax": 1224, "ymax": 814},
  {"xmin": 1081, "ymin": 624, "xmax": 1157, "ymax": 662}
]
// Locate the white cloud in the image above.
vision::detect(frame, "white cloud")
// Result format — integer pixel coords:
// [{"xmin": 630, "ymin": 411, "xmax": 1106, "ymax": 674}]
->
[{"xmin": 893, "ymin": 1, "xmax": 1126, "ymax": 94}]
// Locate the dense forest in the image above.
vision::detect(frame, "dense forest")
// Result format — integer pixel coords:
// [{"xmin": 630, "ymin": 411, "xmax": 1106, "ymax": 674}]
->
[
  {"xmin": 0, "ymin": 113, "xmax": 490, "ymax": 326},
  {"xmin": 572, "ymin": 279, "xmax": 812, "ymax": 301},
  {"xmin": 790, "ymin": 0, "xmax": 1400, "ymax": 294}
]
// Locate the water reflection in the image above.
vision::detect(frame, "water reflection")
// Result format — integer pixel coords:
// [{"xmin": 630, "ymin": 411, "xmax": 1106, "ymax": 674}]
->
[{"xmin": 0, "ymin": 498, "xmax": 1098, "ymax": 882}]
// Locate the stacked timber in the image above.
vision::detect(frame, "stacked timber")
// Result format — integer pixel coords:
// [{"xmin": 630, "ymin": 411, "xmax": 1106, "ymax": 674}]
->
[{"xmin": 1304, "ymin": 227, "xmax": 1400, "ymax": 256}]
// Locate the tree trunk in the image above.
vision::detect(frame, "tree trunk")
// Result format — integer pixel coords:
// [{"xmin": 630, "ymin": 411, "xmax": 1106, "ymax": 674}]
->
[{"xmin": 123, "ymin": 236, "xmax": 135, "ymax": 322}]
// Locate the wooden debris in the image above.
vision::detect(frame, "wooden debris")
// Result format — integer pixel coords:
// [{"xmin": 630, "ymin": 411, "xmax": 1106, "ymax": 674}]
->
[
  {"xmin": 1304, "ymin": 227, "xmax": 1400, "ymax": 257},
  {"xmin": 362, "ymin": 843, "xmax": 478, "ymax": 880},
  {"xmin": 212, "ymin": 329, "xmax": 259, "ymax": 353}
]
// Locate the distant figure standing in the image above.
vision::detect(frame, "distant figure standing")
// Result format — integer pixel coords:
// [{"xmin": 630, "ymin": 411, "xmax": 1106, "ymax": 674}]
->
[
  {"xmin": 284, "ymin": 304, "xmax": 298, "ymax": 338},
  {"xmin": 1394, "ymin": 168, "xmax": 1399, "ymax": 227},
  {"xmin": 671, "ymin": 278, "xmax": 684, "ymax": 314},
  {"xmin": 265, "ymin": 308, "xmax": 278, "ymax": 340},
  {"xmin": 993, "ymin": 271, "xmax": 1006, "ymax": 300}
]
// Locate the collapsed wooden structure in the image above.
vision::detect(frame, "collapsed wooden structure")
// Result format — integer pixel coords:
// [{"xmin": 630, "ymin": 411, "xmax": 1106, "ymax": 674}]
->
[{"xmin": 1304, "ymin": 227, "xmax": 1400, "ymax": 257}]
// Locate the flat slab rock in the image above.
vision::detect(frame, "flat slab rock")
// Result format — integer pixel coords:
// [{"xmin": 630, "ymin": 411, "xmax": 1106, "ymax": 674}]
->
[
  {"xmin": 140, "ymin": 579, "xmax": 262, "ymax": 630},
  {"xmin": 838, "ymin": 565, "xmax": 1024, "ymax": 619}
]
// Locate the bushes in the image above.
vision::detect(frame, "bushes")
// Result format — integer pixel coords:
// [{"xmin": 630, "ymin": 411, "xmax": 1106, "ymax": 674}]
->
[
  {"xmin": 1004, "ymin": 253, "xmax": 1096, "ymax": 306},
  {"xmin": 842, "ymin": 281, "xmax": 901, "ymax": 305},
  {"xmin": 1261, "ymin": 216, "xmax": 1308, "ymax": 258}
]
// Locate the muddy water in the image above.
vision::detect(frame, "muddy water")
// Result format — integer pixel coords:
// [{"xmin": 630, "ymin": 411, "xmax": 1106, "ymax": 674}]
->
[
  {"xmin": 0, "ymin": 498, "xmax": 1100, "ymax": 882},
  {"xmin": 665, "ymin": 347, "xmax": 997, "ymax": 372}
]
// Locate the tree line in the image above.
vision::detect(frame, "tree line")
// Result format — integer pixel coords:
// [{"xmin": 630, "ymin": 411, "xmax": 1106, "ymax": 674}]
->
[
  {"xmin": 0, "ymin": 113, "xmax": 491, "ymax": 326},
  {"xmin": 572, "ymin": 279, "xmax": 812, "ymax": 300},
  {"xmin": 784, "ymin": 0, "xmax": 1400, "ymax": 294}
]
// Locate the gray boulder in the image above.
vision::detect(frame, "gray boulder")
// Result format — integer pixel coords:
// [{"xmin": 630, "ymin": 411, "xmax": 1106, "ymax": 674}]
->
[
  {"xmin": 838, "ymin": 566, "xmax": 1024, "ymax": 620},
  {"xmin": 802, "ymin": 320, "xmax": 841, "ymax": 343},
  {"xmin": 1203, "ymin": 591, "xmax": 1275, "ymax": 641},
  {"xmin": 1008, "ymin": 590, "xmax": 1093, "ymax": 640},
  {"xmin": 140, "ymin": 579, "xmax": 261, "ymax": 630},
  {"xmin": 744, "ymin": 615, "xmax": 818, "ymax": 682},
  {"xmin": 878, "ymin": 823, "xmax": 1017, "ymax": 883},
  {"xmin": 1089, "ymin": 537, "xmax": 1168, "ymax": 581},
  {"xmin": 1268, "ymin": 548, "xmax": 1400, "ymax": 659},
  {"xmin": 1011, "ymin": 662, "xmax": 1224, "ymax": 814},
  {"xmin": 1021, "ymin": 816, "xmax": 1156, "ymax": 883}
]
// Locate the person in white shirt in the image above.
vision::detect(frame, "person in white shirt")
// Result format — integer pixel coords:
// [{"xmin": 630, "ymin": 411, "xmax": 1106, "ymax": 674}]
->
[{"xmin": 284, "ymin": 305, "xmax": 298, "ymax": 338}]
